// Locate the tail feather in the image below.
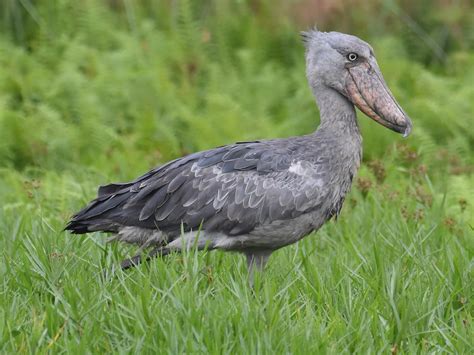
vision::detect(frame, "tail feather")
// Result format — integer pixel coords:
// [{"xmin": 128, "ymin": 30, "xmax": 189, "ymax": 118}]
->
[
  {"xmin": 65, "ymin": 190, "xmax": 133, "ymax": 234},
  {"xmin": 78, "ymin": 192, "xmax": 131, "ymax": 220},
  {"xmin": 65, "ymin": 218, "xmax": 121, "ymax": 234}
]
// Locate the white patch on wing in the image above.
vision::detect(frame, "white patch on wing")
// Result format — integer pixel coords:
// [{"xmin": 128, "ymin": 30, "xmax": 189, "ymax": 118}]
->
[
  {"xmin": 288, "ymin": 161, "xmax": 306, "ymax": 175},
  {"xmin": 288, "ymin": 161, "xmax": 324, "ymax": 186},
  {"xmin": 212, "ymin": 166, "xmax": 222, "ymax": 175}
]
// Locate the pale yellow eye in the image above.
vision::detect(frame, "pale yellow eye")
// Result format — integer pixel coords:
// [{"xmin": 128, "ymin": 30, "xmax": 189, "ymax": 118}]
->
[{"xmin": 347, "ymin": 53, "xmax": 358, "ymax": 61}]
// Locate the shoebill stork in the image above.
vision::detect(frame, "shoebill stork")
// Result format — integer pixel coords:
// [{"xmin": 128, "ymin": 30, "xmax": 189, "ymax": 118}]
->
[{"xmin": 66, "ymin": 30, "xmax": 412, "ymax": 283}]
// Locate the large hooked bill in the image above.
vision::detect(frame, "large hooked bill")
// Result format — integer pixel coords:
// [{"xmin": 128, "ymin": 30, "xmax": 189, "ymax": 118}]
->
[{"xmin": 345, "ymin": 60, "xmax": 412, "ymax": 137}]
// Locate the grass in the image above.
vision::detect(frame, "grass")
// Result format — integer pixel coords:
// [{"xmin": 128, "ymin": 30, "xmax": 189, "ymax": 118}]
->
[
  {"xmin": 0, "ymin": 0, "xmax": 473, "ymax": 353},
  {"xmin": 0, "ymin": 163, "xmax": 472, "ymax": 353}
]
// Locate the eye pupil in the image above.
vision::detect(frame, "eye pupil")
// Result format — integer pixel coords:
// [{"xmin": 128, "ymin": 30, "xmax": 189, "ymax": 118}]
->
[{"xmin": 348, "ymin": 53, "xmax": 358, "ymax": 61}]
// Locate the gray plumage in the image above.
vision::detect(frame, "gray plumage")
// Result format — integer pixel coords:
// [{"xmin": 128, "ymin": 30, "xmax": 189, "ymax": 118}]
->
[{"xmin": 66, "ymin": 30, "xmax": 412, "ymax": 282}]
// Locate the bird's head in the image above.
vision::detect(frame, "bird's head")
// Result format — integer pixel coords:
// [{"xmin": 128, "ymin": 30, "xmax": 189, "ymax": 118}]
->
[{"xmin": 302, "ymin": 30, "xmax": 412, "ymax": 137}]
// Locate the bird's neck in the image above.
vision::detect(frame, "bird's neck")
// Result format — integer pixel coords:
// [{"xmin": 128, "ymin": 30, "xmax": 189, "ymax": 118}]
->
[
  {"xmin": 312, "ymin": 84, "xmax": 361, "ymax": 137},
  {"xmin": 311, "ymin": 84, "xmax": 363, "ymax": 190}
]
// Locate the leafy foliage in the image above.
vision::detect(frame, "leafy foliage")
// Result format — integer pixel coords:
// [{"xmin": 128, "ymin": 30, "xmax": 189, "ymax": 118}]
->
[{"xmin": 0, "ymin": 0, "xmax": 472, "ymax": 352}]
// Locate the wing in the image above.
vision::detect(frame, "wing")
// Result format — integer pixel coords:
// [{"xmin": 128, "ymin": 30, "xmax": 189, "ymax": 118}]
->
[{"xmin": 66, "ymin": 139, "xmax": 329, "ymax": 236}]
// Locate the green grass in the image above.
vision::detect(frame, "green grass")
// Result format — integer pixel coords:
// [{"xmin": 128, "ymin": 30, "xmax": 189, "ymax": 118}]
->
[
  {"xmin": 0, "ymin": 163, "xmax": 472, "ymax": 353},
  {"xmin": 0, "ymin": 0, "xmax": 473, "ymax": 353}
]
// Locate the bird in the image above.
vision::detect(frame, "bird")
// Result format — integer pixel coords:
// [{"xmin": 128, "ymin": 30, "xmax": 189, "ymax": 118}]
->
[{"xmin": 66, "ymin": 30, "xmax": 412, "ymax": 284}]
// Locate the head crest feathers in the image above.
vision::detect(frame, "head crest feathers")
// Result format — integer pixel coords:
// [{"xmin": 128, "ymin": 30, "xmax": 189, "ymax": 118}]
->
[{"xmin": 300, "ymin": 26, "xmax": 320, "ymax": 47}]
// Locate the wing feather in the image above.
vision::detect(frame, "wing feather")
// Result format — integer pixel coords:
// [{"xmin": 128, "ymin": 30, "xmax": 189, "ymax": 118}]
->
[{"xmin": 67, "ymin": 138, "xmax": 330, "ymax": 237}]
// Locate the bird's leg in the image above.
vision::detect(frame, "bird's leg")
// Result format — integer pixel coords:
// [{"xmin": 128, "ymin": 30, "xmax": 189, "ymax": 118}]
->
[
  {"xmin": 245, "ymin": 250, "xmax": 272, "ymax": 288},
  {"xmin": 120, "ymin": 232, "xmax": 213, "ymax": 271},
  {"xmin": 119, "ymin": 237, "xmax": 161, "ymax": 270},
  {"xmin": 120, "ymin": 246, "xmax": 173, "ymax": 270}
]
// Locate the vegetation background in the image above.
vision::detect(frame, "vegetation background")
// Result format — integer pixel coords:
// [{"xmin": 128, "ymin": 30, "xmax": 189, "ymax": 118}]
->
[{"xmin": 0, "ymin": 0, "xmax": 472, "ymax": 352}]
